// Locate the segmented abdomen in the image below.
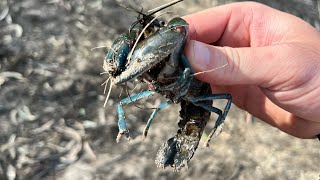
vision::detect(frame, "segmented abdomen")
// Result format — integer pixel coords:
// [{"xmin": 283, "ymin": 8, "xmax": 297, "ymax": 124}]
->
[{"xmin": 155, "ymin": 78, "xmax": 212, "ymax": 170}]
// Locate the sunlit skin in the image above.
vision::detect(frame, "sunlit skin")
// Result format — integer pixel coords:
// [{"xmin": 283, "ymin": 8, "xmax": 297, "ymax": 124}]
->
[{"xmin": 183, "ymin": 2, "xmax": 320, "ymax": 139}]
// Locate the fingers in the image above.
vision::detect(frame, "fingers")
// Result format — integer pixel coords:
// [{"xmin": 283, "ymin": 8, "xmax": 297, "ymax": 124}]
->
[
  {"xmin": 260, "ymin": 99, "xmax": 320, "ymax": 139},
  {"xmin": 185, "ymin": 40, "xmax": 288, "ymax": 86},
  {"xmin": 221, "ymin": 84, "xmax": 320, "ymax": 138},
  {"xmin": 183, "ymin": 2, "xmax": 318, "ymax": 47},
  {"xmin": 183, "ymin": 2, "xmax": 320, "ymax": 87},
  {"xmin": 187, "ymin": 40, "xmax": 320, "ymax": 138},
  {"xmin": 183, "ymin": 2, "xmax": 320, "ymax": 139},
  {"xmin": 183, "ymin": 2, "xmax": 273, "ymax": 46},
  {"xmin": 254, "ymin": 94, "xmax": 320, "ymax": 139},
  {"xmin": 183, "ymin": 4, "xmax": 235, "ymax": 44}
]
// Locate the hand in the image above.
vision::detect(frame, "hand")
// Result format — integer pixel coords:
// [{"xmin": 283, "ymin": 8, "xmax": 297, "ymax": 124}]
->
[{"xmin": 183, "ymin": 2, "xmax": 320, "ymax": 139}]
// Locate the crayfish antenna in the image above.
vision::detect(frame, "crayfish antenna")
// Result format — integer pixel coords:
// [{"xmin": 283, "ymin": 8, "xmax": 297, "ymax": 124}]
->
[
  {"xmin": 101, "ymin": 77, "xmax": 110, "ymax": 94},
  {"xmin": 119, "ymin": 87, "xmax": 124, "ymax": 97},
  {"xmin": 191, "ymin": 63, "xmax": 228, "ymax": 76},
  {"xmin": 90, "ymin": 46, "xmax": 109, "ymax": 51},
  {"xmin": 118, "ymin": 3, "xmax": 147, "ymax": 16},
  {"xmin": 102, "ymin": 78, "xmax": 113, "ymax": 107},
  {"xmin": 130, "ymin": 83, "xmax": 138, "ymax": 93},
  {"xmin": 147, "ymin": 0, "xmax": 184, "ymax": 15},
  {"xmin": 100, "ymin": 72, "xmax": 109, "ymax": 75},
  {"xmin": 159, "ymin": 62, "xmax": 228, "ymax": 82}
]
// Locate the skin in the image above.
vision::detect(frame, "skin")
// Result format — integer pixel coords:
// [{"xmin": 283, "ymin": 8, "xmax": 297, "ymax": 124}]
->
[{"xmin": 183, "ymin": 2, "xmax": 320, "ymax": 139}]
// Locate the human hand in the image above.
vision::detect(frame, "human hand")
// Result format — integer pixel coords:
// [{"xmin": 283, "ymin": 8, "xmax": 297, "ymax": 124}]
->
[{"xmin": 183, "ymin": 2, "xmax": 320, "ymax": 139}]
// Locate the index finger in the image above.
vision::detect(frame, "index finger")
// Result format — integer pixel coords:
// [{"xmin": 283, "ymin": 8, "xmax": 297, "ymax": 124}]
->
[{"xmin": 183, "ymin": 2, "xmax": 268, "ymax": 47}]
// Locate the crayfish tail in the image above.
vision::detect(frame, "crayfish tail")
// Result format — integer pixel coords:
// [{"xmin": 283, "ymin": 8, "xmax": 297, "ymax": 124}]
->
[{"xmin": 155, "ymin": 131, "xmax": 200, "ymax": 171}]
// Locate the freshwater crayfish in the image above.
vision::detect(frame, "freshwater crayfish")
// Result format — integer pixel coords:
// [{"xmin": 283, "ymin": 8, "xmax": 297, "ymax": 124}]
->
[{"xmin": 102, "ymin": 0, "xmax": 232, "ymax": 170}]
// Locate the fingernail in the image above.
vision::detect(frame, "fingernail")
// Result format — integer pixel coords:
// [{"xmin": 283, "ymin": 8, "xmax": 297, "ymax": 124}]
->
[
  {"xmin": 186, "ymin": 40, "xmax": 228, "ymax": 71},
  {"xmin": 187, "ymin": 40, "xmax": 211, "ymax": 71},
  {"xmin": 186, "ymin": 40, "xmax": 210, "ymax": 71}
]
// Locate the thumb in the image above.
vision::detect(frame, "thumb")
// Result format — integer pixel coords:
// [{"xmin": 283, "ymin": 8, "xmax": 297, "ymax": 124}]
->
[{"xmin": 185, "ymin": 40, "xmax": 286, "ymax": 86}]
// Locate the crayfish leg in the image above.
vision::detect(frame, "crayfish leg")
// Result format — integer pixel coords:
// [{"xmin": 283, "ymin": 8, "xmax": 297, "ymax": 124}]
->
[
  {"xmin": 116, "ymin": 90, "xmax": 156, "ymax": 142},
  {"xmin": 116, "ymin": 130, "xmax": 131, "ymax": 143},
  {"xmin": 186, "ymin": 93, "xmax": 232, "ymax": 147},
  {"xmin": 142, "ymin": 101, "xmax": 172, "ymax": 139}
]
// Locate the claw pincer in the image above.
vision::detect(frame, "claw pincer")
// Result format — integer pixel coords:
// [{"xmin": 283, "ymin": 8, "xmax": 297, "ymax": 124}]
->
[{"xmin": 114, "ymin": 18, "xmax": 188, "ymax": 85}]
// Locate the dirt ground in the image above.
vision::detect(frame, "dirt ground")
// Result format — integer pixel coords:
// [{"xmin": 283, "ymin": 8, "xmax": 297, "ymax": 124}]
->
[{"xmin": 0, "ymin": 0, "xmax": 319, "ymax": 179}]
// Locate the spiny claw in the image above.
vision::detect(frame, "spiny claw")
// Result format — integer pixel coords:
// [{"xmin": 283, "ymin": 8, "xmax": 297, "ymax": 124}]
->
[{"xmin": 116, "ymin": 129, "xmax": 130, "ymax": 143}]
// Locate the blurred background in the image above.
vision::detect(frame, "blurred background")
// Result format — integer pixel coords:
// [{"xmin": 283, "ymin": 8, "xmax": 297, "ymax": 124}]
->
[{"xmin": 0, "ymin": 0, "xmax": 319, "ymax": 179}]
